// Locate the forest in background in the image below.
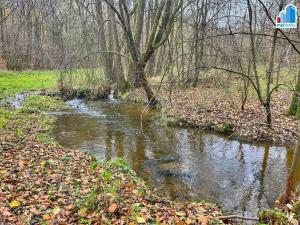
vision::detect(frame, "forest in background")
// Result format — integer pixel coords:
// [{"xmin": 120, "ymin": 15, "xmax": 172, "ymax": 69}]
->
[{"xmin": 1, "ymin": 0, "xmax": 300, "ymax": 119}]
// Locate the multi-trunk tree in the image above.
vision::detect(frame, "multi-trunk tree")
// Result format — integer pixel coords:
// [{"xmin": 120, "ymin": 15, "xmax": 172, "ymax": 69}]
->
[
  {"xmin": 288, "ymin": 69, "xmax": 300, "ymax": 118},
  {"xmin": 104, "ymin": 0, "xmax": 182, "ymax": 106}
]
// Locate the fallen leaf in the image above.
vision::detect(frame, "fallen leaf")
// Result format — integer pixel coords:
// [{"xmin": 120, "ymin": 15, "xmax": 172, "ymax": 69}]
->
[
  {"xmin": 128, "ymin": 222, "xmax": 136, "ymax": 225},
  {"xmin": 176, "ymin": 222, "xmax": 185, "ymax": 225},
  {"xmin": 30, "ymin": 208, "xmax": 41, "ymax": 215},
  {"xmin": 0, "ymin": 170, "xmax": 7, "ymax": 174},
  {"xmin": 43, "ymin": 214, "xmax": 51, "ymax": 221},
  {"xmin": 108, "ymin": 203, "xmax": 118, "ymax": 213},
  {"xmin": 186, "ymin": 217, "xmax": 194, "ymax": 224},
  {"xmin": 136, "ymin": 216, "xmax": 146, "ymax": 223},
  {"xmin": 78, "ymin": 207, "xmax": 88, "ymax": 217},
  {"xmin": 18, "ymin": 160, "xmax": 26, "ymax": 168},
  {"xmin": 65, "ymin": 204, "xmax": 74, "ymax": 210},
  {"xmin": 197, "ymin": 215, "xmax": 208, "ymax": 225},
  {"xmin": 52, "ymin": 206, "xmax": 61, "ymax": 215},
  {"xmin": 9, "ymin": 200, "xmax": 21, "ymax": 208},
  {"xmin": 132, "ymin": 189, "xmax": 142, "ymax": 197},
  {"xmin": 175, "ymin": 211, "xmax": 186, "ymax": 217},
  {"xmin": 40, "ymin": 161, "xmax": 46, "ymax": 167}
]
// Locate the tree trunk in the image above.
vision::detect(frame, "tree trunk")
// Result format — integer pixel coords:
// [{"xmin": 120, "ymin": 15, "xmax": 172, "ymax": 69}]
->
[
  {"xmin": 155, "ymin": 45, "xmax": 165, "ymax": 75},
  {"xmin": 26, "ymin": 6, "xmax": 33, "ymax": 70},
  {"xmin": 33, "ymin": 16, "xmax": 42, "ymax": 69},
  {"xmin": 0, "ymin": 4, "xmax": 4, "ymax": 57},
  {"xmin": 288, "ymin": 69, "xmax": 300, "ymax": 117},
  {"xmin": 286, "ymin": 137, "xmax": 300, "ymax": 197},
  {"xmin": 146, "ymin": 54, "xmax": 156, "ymax": 76},
  {"xmin": 145, "ymin": 0, "xmax": 155, "ymax": 77},
  {"xmin": 135, "ymin": 61, "xmax": 158, "ymax": 107},
  {"xmin": 108, "ymin": 1, "xmax": 125, "ymax": 89},
  {"xmin": 265, "ymin": 102, "xmax": 272, "ymax": 125},
  {"xmin": 279, "ymin": 135, "xmax": 300, "ymax": 205},
  {"xmin": 96, "ymin": 0, "xmax": 114, "ymax": 81},
  {"xmin": 241, "ymin": 78, "xmax": 249, "ymax": 111},
  {"xmin": 128, "ymin": 61, "xmax": 142, "ymax": 87}
]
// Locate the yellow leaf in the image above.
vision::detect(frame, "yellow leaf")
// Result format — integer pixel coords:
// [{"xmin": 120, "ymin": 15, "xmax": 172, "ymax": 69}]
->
[
  {"xmin": 136, "ymin": 216, "xmax": 146, "ymax": 224},
  {"xmin": 78, "ymin": 207, "xmax": 88, "ymax": 217},
  {"xmin": 40, "ymin": 161, "xmax": 46, "ymax": 167},
  {"xmin": 9, "ymin": 200, "xmax": 21, "ymax": 208},
  {"xmin": 0, "ymin": 170, "xmax": 7, "ymax": 174},
  {"xmin": 175, "ymin": 211, "xmax": 186, "ymax": 217},
  {"xmin": 52, "ymin": 206, "xmax": 61, "ymax": 215}
]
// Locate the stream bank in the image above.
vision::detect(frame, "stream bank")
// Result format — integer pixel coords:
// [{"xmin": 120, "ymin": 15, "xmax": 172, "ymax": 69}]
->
[{"xmin": 125, "ymin": 87, "xmax": 299, "ymax": 145}]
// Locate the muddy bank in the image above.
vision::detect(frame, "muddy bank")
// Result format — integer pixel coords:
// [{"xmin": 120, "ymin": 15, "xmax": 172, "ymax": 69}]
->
[{"xmin": 125, "ymin": 87, "xmax": 298, "ymax": 145}]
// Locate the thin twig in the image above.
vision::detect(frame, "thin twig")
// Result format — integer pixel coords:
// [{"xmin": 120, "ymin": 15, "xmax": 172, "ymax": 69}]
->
[{"xmin": 218, "ymin": 214, "xmax": 259, "ymax": 221}]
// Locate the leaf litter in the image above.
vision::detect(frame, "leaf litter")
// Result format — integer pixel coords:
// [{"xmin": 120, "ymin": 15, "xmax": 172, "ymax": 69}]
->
[{"xmin": 127, "ymin": 87, "xmax": 299, "ymax": 145}]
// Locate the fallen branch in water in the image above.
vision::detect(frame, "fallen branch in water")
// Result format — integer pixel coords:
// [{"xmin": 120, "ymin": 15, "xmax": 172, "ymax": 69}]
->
[{"xmin": 217, "ymin": 215, "xmax": 259, "ymax": 221}]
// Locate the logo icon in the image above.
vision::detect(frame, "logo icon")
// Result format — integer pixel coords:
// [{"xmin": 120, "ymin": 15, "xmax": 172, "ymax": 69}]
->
[{"xmin": 276, "ymin": 4, "xmax": 298, "ymax": 28}]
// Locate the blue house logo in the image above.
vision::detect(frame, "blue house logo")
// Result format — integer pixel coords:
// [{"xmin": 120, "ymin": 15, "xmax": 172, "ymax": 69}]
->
[{"xmin": 276, "ymin": 4, "xmax": 298, "ymax": 28}]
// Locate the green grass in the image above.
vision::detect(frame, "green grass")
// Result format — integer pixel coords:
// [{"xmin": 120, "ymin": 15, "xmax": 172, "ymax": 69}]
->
[
  {"xmin": 22, "ymin": 95, "xmax": 66, "ymax": 113},
  {"xmin": 0, "ymin": 70, "xmax": 57, "ymax": 100}
]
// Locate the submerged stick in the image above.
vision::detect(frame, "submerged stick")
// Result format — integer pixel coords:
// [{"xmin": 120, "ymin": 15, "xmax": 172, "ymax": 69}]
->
[{"xmin": 217, "ymin": 215, "xmax": 259, "ymax": 221}]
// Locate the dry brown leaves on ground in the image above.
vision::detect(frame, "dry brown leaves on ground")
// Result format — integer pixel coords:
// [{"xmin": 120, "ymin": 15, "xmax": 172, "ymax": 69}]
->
[{"xmin": 127, "ymin": 87, "xmax": 299, "ymax": 145}]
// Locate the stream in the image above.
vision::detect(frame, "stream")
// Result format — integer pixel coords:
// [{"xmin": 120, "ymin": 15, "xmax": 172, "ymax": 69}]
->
[{"xmin": 51, "ymin": 99, "xmax": 300, "ymax": 217}]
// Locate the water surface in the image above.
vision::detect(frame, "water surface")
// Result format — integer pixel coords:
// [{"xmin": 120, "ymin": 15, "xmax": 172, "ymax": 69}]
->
[{"xmin": 53, "ymin": 99, "xmax": 300, "ymax": 216}]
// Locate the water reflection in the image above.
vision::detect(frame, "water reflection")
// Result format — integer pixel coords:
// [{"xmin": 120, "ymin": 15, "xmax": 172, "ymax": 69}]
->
[
  {"xmin": 53, "ymin": 100, "xmax": 296, "ymax": 216},
  {"xmin": 286, "ymin": 148, "xmax": 300, "ymax": 192}
]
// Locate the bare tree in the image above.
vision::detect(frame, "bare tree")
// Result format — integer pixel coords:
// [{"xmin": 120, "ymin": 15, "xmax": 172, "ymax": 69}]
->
[{"xmin": 104, "ymin": 0, "xmax": 182, "ymax": 106}]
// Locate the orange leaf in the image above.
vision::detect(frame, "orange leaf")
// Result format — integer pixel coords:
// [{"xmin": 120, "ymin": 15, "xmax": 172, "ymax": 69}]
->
[
  {"xmin": 108, "ymin": 203, "xmax": 118, "ymax": 213},
  {"xmin": 197, "ymin": 216, "xmax": 208, "ymax": 225},
  {"xmin": 43, "ymin": 214, "xmax": 51, "ymax": 221},
  {"xmin": 132, "ymin": 189, "xmax": 142, "ymax": 197}
]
